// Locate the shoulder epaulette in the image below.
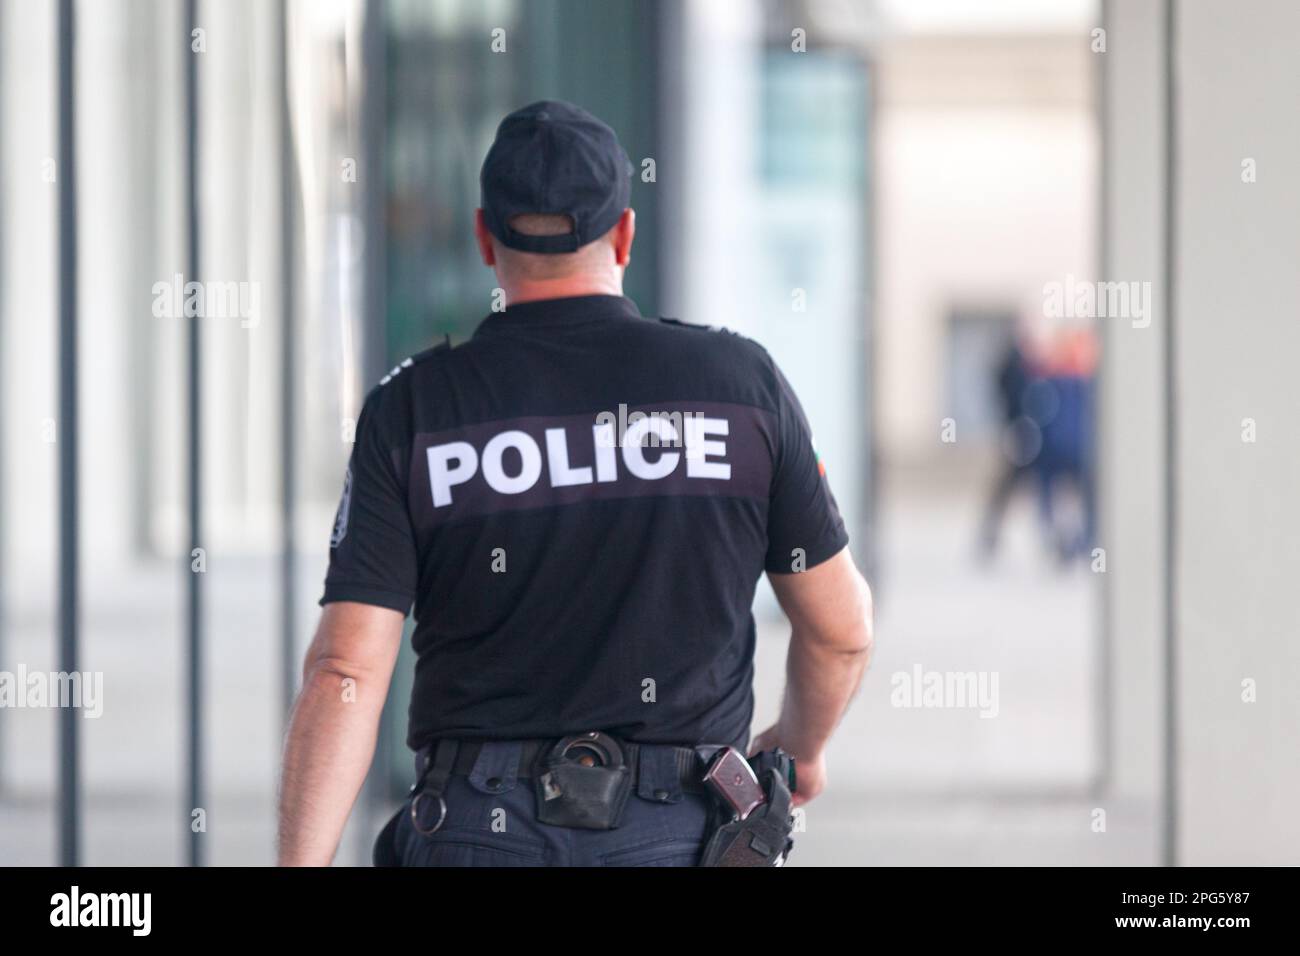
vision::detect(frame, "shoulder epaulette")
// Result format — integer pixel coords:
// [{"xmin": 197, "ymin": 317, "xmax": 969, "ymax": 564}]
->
[
  {"xmin": 415, "ymin": 334, "xmax": 454, "ymax": 360},
  {"xmin": 658, "ymin": 316, "xmax": 733, "ymax": 334}
]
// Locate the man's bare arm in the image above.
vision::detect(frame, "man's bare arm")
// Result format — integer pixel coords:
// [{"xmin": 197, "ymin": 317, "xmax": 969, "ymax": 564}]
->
[
  {"xmin": 753, "ymin": 546, "xmax": 874, "ymax": 806},
  {"xmin": 277, "ymin": 601, "xmax": 405, "ymax": 866}
]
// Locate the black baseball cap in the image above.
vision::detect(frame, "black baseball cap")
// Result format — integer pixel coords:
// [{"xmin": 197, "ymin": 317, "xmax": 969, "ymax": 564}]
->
[{"xmin": 480, "ymin": 100, "xmax": 633, "ymax": 254}]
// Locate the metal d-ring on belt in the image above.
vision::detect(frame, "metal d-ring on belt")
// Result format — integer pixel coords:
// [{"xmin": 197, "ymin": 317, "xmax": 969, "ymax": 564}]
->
[{"xmin": 409, "ymin": 738, "xmax": 458, "ymax": 836}]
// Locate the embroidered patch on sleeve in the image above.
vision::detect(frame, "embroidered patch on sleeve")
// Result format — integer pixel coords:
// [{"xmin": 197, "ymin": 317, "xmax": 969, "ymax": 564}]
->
[{"xmin": 330, "ymin": 466, "xmax": 352, "ymax": 548}]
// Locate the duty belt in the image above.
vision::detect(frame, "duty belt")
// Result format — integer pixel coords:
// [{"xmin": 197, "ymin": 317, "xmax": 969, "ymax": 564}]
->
[
  {"xmin": 410, "ymin": 734, "xmax": 725, "ymax": 835},
  {"xmin": 415, "ymin": 736, "xmax": 718, "ymax": 792},
  {"xmin": 379, "ymin": 734, "xmax": 797, "ymax": 866}
]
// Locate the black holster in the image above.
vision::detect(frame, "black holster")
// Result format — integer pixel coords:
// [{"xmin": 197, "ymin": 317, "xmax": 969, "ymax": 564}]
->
[{"xmin": 698, "ymin": 749, "xmax": 796, "ymax": 867}]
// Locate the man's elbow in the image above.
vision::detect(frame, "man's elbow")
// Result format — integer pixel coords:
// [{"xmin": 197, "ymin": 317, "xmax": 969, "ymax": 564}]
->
[
  {"xmin": 835, "ymin": 619, "xmax": 873, "ymax": 664},
  {"xmin": 300, "ymin": 653, "xmax": 383, "ymax": 702},
  {"xmin": 825, "ymin": 575, "xmax": 875, "ymax": 660},
  {"xmin": 298, "ymin": 601, "xmax": 405, "ymax": 690},
  {"xmin": 855, "ymin": 576, "xmax": 875, "ymax": 658}
]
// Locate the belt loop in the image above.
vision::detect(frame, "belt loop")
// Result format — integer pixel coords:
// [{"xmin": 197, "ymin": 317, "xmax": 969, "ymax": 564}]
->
[{"xmin": 425, "ymin": 738, "xmax": 458, "ymax": 799}]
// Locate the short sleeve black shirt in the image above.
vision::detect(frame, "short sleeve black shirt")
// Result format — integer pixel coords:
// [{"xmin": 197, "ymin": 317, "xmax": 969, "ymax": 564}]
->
[{"xmin": 322, "ymin": 294, "xmax": 849, "ymax": 751}]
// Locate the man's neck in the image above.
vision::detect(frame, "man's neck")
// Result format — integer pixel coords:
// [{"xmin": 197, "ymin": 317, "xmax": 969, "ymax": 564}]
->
[{"xmin": 501, "ymin": 274, "xmax": 624, "ymax": 307}]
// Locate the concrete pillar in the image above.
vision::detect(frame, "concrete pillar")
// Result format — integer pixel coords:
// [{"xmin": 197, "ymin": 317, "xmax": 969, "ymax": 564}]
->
[
  {"xmin": 1098, "ymin": 0, "xmax": 1167, "ymax": 860},
  {"xmin": 1172, "ymin": 0, "xmax": 1300, "ymax": 865},
  {"xmin": 1103, "ymin": 0, "xmax": 1300, "ymax": 864}
]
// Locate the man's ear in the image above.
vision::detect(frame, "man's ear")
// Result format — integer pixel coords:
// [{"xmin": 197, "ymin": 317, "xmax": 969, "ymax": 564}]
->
[
  {"xmin": 474, "ymin": 209, "xmax": 497, "ymax": 267},
  {"xmin": 612, "ymin": 208, "xmax": 635, "ymax": 267}
]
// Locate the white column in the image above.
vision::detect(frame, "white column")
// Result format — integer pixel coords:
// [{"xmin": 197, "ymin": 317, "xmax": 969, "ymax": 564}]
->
[
  {"xmin": 1098, "ymin": 0, "xmax": 1167, "ymax": 854},
  {"xmin": 1173, "ymin": 0, "xmax": 1300, "ymax": 865}
]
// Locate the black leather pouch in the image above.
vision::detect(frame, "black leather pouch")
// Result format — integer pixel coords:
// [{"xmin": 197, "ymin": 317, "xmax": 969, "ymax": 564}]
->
[{"xmin": 535, "ymin": 760, "xmax": 633, "ymax": 830}]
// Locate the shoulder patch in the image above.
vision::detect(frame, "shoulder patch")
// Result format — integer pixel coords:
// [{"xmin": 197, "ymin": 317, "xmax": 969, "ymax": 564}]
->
[{"xmin": 329, "ymin": 465, "xmax": 352, "ymax": 547}]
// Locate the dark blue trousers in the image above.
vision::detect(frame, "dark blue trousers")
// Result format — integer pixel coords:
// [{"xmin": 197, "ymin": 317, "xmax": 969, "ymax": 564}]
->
[{"xmin": 391, "ymin": 741, "xmax": 713, "ymax": 867}]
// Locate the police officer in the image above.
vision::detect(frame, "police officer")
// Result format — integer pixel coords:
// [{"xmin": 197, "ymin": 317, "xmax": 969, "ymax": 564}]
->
[{"xmin": 276, "ymin": 101, "xmax": 874, "ymax": 867}]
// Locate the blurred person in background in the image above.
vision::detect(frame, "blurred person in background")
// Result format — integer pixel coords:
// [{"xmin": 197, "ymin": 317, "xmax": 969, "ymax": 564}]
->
[
  {"xmin": 275, "ymin": 101, "xmax": 874, "ymax": 867},
  {"xmin": 1034, "ymin": 327, "xmax": 1098, "ymax": 562},
  {"xmin": 980, "ymin": 323, "xmax": 1098, "ymax": 565},
  {"xmin": 978, "ymin": 325, "xmax": 1040, "ymax": 558}
]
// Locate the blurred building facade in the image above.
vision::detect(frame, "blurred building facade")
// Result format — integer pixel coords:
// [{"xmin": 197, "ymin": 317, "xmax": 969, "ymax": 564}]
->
[{"xmin": 0, "ymin": 0, "xmax": 871, "ymax": 863}]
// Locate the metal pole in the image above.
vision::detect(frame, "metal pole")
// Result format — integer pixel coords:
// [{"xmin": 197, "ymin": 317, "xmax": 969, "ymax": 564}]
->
[
  {"xmin": 357, "ymin": 0, "xmax": 388, "ymax": 865},
  {"xmin": 278, "ymin": 0, "xmax": 298, "ymax": 729},
  {"xmin": 56, "ymin": 0, "xmax": 80, "ymax": 868},
  {"xmin": 1092, "ymin": 0, "xmax": 1114, "ymax": 801},
  {"xmin": 183, "ymin": 0, "xmax": 205, "ymax": 868},
  {"xmin": 1160, "ymin": 0, "xmax": 1180, "ymax": 869},
  {"xmin": 0, "ymin": 0, "xmax": 8, "ymax": 797},
  {"xmin": 360, "ymin": 0, "xmax": 387, "ymax": 387}
]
